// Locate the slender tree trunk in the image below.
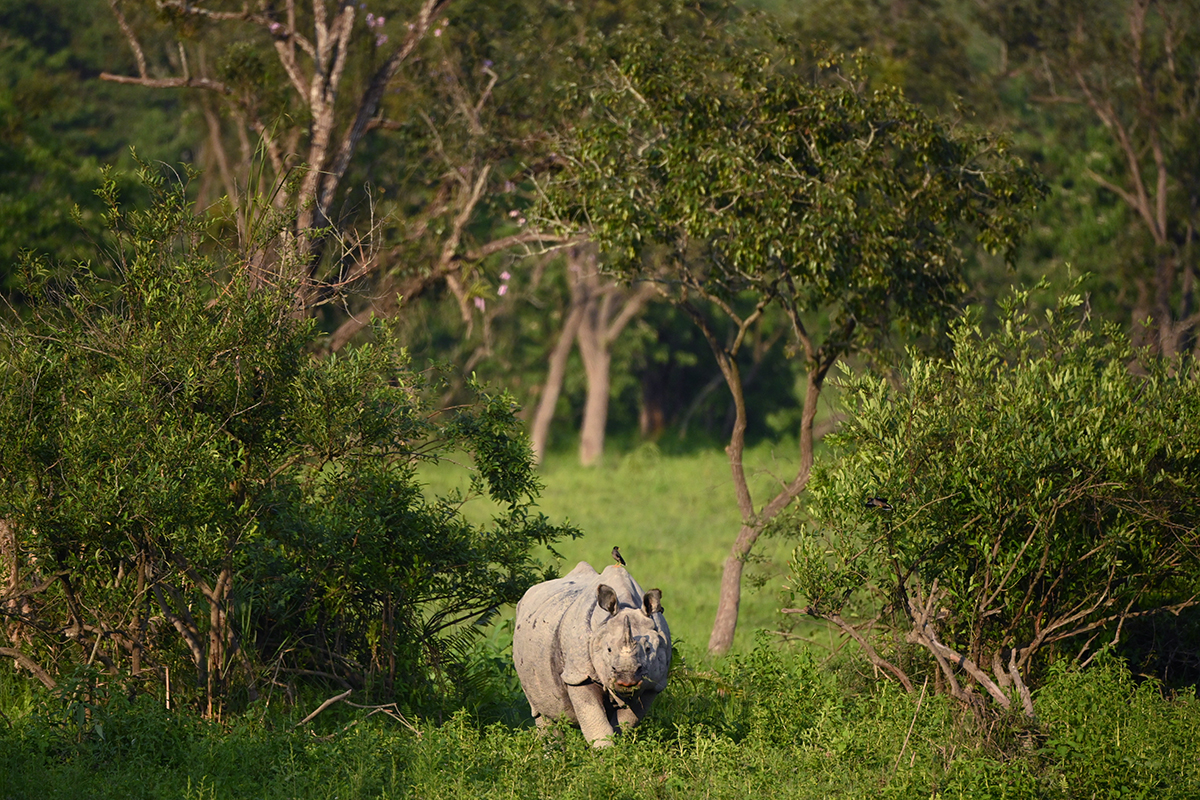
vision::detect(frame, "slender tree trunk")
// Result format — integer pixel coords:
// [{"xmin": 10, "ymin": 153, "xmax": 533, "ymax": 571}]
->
[
  {"xmin": 577, "ymin": 295, "xmax": 613, "ymax": 466},
  {"xmin": 706, "ymin": 308, "xmax": 842, "ymax": 654},
  {"xmin": 1131, "ymin": 279, "xmax": 1155, "ymax": 353},
  {"xmin": 131, "ymin": 554, "xmax": 146, "ymax": 675},
  {"xmin": 639, "ymin": 370, "xmax": 669, "ymax": 438},
  {"xmin": 205, "ymin": 565, "xmax": 232, "ymax": 719},
  {"xmin": 0, "ymin": 518, "xmax": 26, "ymax": 648},
  {"xmin": 0, "ymin": 518, "xmax": 15, "ymax": 604},
  {"xmin": 530, "ymin": 303, "xmax": 583, "ymax": 463},
  {"xmin": 708, "ymin": 366, "xmax": 827, "ymax": 653},
  {"xmin": 671, "ymin": 297, "xmax": 759, "ymax": 655}
]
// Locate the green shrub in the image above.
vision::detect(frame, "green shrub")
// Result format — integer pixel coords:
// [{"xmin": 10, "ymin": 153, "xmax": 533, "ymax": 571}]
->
[
  {"xmin": 787, "ymin": 281, "xmax": 1200, "ymax": 718},
  {"xmin": 1036, "ymin": 653, "xmax": 1200, "ymax": 798},
  {"xmin": 0, "ymin": 168, "xmax": 575, "ymax": 714}
]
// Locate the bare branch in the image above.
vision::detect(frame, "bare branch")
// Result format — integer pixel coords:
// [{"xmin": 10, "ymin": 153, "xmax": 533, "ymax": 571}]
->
[
  {"xmin": 99, "ymin": 73, "xmax": 233, "ymax": 94},
  {"xmin": 295, "ymin": 689, "xmax": 353, "ymax": 728},
  {"xmin": 322, "ymin": 0, "xmax": 453, "ymax": 212},
  {"xmin": 604, "ymin": 282, "xmax": 658, "ymax": 344},
  {"xmin": 785, "ymin": 608, "xmax": 913, "ymax": 693},
  {"xmin": 1075, "ymin": 70, "xmax": 1164, "ymax": 243},
  {"xmin": 108, "ymin": 0, "xmax": 147, "ymax": 78},
  {"xmin": 1008, "ymin": 647, "xmax": 1034, "ymax": 718},
  {"xmin": 461, "ymin": 231, "xmax": 578, "ymax": 262}
]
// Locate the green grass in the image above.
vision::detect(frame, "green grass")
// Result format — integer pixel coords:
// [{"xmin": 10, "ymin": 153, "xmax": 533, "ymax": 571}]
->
[
  {"xmin": 422, "ymin": 440, "xmax": 809, "ymax": 657},
  {"xmin": 3, "ymin": 447, "xmax": 1198, "ymax": 798},
  {"xmin": 2, "ymin": 649, "xmax": 1197, "ymax": 799}
]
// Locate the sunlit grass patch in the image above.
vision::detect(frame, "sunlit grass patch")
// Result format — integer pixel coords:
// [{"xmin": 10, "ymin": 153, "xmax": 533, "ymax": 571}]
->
[{"xmin": 420, "ymin": 441, "xmax": 812, "ymax": 656}]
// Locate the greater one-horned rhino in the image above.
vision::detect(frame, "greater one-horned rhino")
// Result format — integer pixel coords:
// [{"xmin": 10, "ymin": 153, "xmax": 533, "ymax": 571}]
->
[{"xmin": 513, "ymin": 561, "xmax": 671, "ymax": 747}]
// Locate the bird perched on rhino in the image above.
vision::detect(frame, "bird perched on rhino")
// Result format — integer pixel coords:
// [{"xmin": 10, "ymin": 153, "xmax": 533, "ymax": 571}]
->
[{"xmin": 611, "ymin": 546, "xmax": 626, "ymax": 567}]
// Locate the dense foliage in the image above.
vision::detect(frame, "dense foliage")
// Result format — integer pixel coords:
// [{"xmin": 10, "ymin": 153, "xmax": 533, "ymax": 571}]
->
[
  {"xmin": 980, "ymin": 0, "xmax": 1200, "ymax": 357},
  {"xmin": 0, "ymin": 171, "xmax": 573, "ymax": 714},
  {"xmin": 546, "ymin": 25, "xmax": 1042, "ymax": 331},
  {"xmin": 0, "ymin": 0, "xmax": 193, "ymax": 278},
  {"xmin": 788, "ymin": 282, "xmax": 1200, "ymax": 716}
]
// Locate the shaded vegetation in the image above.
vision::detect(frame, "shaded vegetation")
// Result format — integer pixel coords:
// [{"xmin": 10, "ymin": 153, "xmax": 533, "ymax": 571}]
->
[
  {"xmin": 0, "ymin": 171, "xmax": 574, "ymax": 715},
  {"xmin": 0, "ymin": 642, "xmax": 1197, "ymax": 798}
]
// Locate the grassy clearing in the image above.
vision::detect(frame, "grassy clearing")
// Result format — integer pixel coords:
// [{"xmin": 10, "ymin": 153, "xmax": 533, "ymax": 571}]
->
[{"xmin": 422, "ymin": 440, "xmax": 811, "ymax": 656}]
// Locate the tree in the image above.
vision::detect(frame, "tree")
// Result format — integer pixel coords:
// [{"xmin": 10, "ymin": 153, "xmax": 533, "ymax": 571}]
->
[
  {"xmin": 0, "ymin": 170, "xmax": 572, "ymax": 713},
  {"xmin": 785, "ymin": 0, "xmax": 983, "ymax": 114},
  {"xmin": 981, "ymin": 0, "xmax": 1200, "ymax": 357},
  {"xmin": 100, "ymin": 0, "xmax": 571, "ymax": 310},
  {"xmin": 787, "ymin": 283, "xmax": 1200, "ymax": 717},
  {"xmin": 528, "ymin": 245, "xmax": 656, "ymax": 465},
  {"xmin": 540, "ymin": 13, "xmax": 1043, "ymax": 653}
]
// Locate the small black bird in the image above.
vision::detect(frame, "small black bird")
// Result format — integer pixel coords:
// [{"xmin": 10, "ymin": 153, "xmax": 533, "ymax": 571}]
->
[
  {"xmin": 611, "ymin": 546, "xmax": 627, "ymax": 567},
  {"xmin": 865, "ymin": 496, "xmax": 894, "ymax": 511}
]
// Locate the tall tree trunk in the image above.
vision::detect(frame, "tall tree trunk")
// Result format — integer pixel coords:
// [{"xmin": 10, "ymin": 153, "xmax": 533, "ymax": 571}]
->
[
  {"xmin": 576, "ymin": 291, "xmax": 613, "ymax": 466},
  {"xmin": 0, "ymin": 518, "xmax": 15, "ymax": 606},
  {"xmin": 530, "ymin": 303, "xmax": 583, "ymax": 463},
  {"xmin": 0, "ymin": 518, "xmax": 24, "ymax": 647},
  {"xmin": 639, "ymin": 370, "xmax": 669, "ymax": 438},
  {"xmin": 131, "ymin": 554, "xmax": 146, "ymax": 675},
  {"xmin": 694, "ymin": 298, "xmax": 851, "ymax": 655}
]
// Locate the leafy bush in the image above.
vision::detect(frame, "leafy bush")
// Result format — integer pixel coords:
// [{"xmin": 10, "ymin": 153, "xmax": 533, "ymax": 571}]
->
[
  {"xmin": 0, "ymin": 168, "xmax": 574, "ymax": 714},
  {"xmin": 1036, "ymin": 653, "xmax": 1200, "ymax": 798},
  {"xmin": 786, "ymin": 281, "xmax": 1200, "ymax": 717}
]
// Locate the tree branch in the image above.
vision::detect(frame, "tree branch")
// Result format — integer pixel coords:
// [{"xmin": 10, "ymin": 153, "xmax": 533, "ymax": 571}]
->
[
  {"xmin": 785, "ymin": 608, "xmax": 913, "ymax": 693},
  {"xmin": 98, "ymin": 73, "xmax": 233, "ymax": 94},
  {"xmin": 0, "ymin": 646, "xmax": 57, "ymax": 690},
  {"xmin": 108, "ymin": 0, "xmax": 147, "ymax": 78}
]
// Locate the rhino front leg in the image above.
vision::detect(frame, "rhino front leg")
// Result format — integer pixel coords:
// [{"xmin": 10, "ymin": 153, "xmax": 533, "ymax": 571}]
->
[{"xmin": 565, "ymin": 683, "xmax": 616, "ymax": 748}]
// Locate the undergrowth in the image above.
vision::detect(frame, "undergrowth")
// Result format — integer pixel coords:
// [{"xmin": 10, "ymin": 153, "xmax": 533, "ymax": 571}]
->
[{"xmin": 1, "ymin": 639, "xmax": 1196, "ymax": 799}]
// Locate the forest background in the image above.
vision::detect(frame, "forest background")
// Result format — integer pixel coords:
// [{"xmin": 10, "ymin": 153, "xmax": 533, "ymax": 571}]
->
[
  {"xmin": 6, "ymin": 0, "xmax": 1198, "ymax": 455},
  {"xmin": 2, "ymin": 0, "xmax": 1200, "ymax": 797}
]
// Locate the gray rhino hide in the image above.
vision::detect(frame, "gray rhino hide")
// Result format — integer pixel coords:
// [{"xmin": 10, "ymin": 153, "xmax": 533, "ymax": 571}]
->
[{"xmin": 513, "ymin": 561, "xmax": 671, "ymax": 747}]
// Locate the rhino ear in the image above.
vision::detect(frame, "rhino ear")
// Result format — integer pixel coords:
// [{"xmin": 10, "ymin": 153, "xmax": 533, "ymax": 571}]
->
[
  {"xmin": 597, "ymin": 584, "xmax": 620, "ymax": 615},
  {"xmin": 643, "ymin": 588, "xmax": 663, "ymax": 616}
]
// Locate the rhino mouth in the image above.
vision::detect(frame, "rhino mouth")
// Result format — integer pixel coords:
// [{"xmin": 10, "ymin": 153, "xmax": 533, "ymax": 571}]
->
[{"xmin": 612, "ymin": 679, "xmax": 644, "ymax": 699}]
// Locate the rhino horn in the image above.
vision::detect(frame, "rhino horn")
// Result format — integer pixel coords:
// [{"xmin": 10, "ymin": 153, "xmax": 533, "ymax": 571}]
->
[
  {"xmin": 622, "ymin": 615, "xmax": 634, "ymax": 644},
  {"xmin": 642, "ymin": 589, "xmax": 663, "ymax": 617},
  {"xmin": 597, "ymin": 584, "xmax": 619, "ymax": 615}
]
